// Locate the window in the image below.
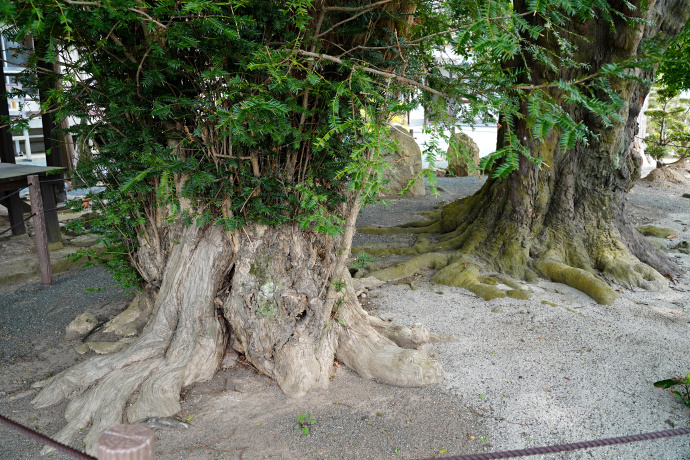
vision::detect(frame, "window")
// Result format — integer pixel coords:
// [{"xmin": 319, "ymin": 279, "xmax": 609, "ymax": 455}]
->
[{"xmin": 1, "ymin": 34, "xmax": 30, "ymax": 72}]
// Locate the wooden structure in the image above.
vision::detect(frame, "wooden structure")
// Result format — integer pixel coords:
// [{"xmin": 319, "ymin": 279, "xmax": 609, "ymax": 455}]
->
[
  {"xmin": 0, "ymin": 42, "xmax": 63, "ymax": 245},
  {"xmin": 0, "ymin": 163, "xmax": 63, "ymax": 245},
  {"xmin": 27, "ymin": 174, "xmax": 54, "ymax": 285}
]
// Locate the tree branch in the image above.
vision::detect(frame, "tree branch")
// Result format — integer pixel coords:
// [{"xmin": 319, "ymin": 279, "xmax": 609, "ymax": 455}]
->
[
  {"xmin": 108, "ymin": 34, "xmax": 138, "ymax": 64},
  {"xmin": 323, "ymin": 0, "xmax": 393, "ymax": 13},
  {"xmin": 316, "ymin": 5, "xmax": 376, "ymax": 38},
  {"xmin": 129, "ymin": 7, "xmax": 167, "ymax": 29},
  {"xmin": 297, "ymin": 50, "xmax": 451, "ymax": 98}
]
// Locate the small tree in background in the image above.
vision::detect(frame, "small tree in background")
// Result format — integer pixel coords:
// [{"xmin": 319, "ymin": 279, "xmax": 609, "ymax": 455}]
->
[
  {"xmin": 644, "ymin": 18, "xmax": 690, "ymax": 166},
  {"xmin": 645, "ymin": 87, "xmax": 690, "ymax": 166}
]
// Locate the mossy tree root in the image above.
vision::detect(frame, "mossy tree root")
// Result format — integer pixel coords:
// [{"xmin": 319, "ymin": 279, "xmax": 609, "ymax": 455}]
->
[
  {"xmin": 367, "ymin": 252, "xmax": 450, "ymax": 281},
  {"xmin": 534, "ymin": 259, "xmax": 618, "ymax": 305},
  {"xmin": 355, "ymin": 190, "xmax": 671, "ymax": 305},
  {"xmin": 357, "ymin": 220, "xmax": 441, "ymax": 235}
]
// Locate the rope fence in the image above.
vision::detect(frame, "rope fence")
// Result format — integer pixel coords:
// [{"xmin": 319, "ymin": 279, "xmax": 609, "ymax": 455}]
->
[
  {"xmin": 421, "ymin": 426, "xmax": 690, "ymax": 460},
  {"xmin": 0, "ymin": 413, "xmax": 96, "ymax": 460},
  {"xmin": 41, "ymin": 176, "xmax": 74, "ymax": 184},
  {"xmin": 2, "ymin": 408, "xmax": 689, "ymax": 459},
  {"xmin": 0, "ymin": 210, "xmax": 35, "ymax": 237},
  {"xmin": 0, "ymin": 187, "xmax": 23, "ymax": 203}
]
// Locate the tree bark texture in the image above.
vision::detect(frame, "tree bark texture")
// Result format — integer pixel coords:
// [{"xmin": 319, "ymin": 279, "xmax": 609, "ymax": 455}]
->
[
  {"xmin": 361, "ymin": 1, "xmax": 690, "ymax": 305},
  {"xmin": 33, "ymin": 215, "xmax": 449, "ymax": 455},
  {"xmin": 479, "ymin": 0, "xmax": 690, "ymax": 296}
]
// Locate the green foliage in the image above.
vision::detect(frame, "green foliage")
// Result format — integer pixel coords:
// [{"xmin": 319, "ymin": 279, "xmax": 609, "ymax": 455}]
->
[
  {"xmin": 332, "ymin": 279, "xmax": 346, "ymax": 293},
  {"xmin": 352, "ymin": 251, "xmax": 377, "ymax": 271},
  {"xmin": 1, "ymin": 0, "xmax": 680, "ymax": 289},
  {"xmin": 294, "ymin": 412, "xmax": 316, "ymax": 435},
  {"xmin": 645, "ymin": 88, "xmax": 690, "ymax": 163},
  {"xmin": 654, "ymin": 375, "xmax": 690, "ymax": 408},
  {"xmin": 657, "ymin": 22, "xmax": 690, "ymax": 98}
]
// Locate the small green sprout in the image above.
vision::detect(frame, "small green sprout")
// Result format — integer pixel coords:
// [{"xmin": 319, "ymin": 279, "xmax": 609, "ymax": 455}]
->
[
  {"xmin": 294, "ymin": 412, "xmax": 316, "ymax": 435},
  {"xmin": 654, "ymin": 374, "xmax": 690, "ymax": 408}
]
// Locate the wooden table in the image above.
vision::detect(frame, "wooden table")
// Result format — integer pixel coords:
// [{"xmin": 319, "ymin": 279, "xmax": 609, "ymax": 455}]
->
[{"xmin": 0, "ymin": 163, "xmax": 64, "ymax": 243}]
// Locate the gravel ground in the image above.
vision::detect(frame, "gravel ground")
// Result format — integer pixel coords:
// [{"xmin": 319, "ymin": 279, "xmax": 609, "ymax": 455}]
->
[
  {"xmin": 0, "ymin": 266, "xmax": 132, "ymax": 363},
  {"xmin": 0, "ymin": 267, "xmax": 133, "ymax": 460},
  {"xmin": 361, "ymin": 175, "xmax": 690, "ymax": 459},
  {"xmin": 1, "ymin": 174, "xmax": 689, "ymax": 459}
]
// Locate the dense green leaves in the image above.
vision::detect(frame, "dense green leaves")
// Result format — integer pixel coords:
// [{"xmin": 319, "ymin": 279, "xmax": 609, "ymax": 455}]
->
[
  {"xmin": 657, "ymin": 22, "xmax": 690, "ymax": 98},
  {"xmin": 645, "ymin": 87, "xmax": 690, "ymax": 163},
  {"xmin": 2, "ymin": 0, "xmax": 678, "ymax": 287}
]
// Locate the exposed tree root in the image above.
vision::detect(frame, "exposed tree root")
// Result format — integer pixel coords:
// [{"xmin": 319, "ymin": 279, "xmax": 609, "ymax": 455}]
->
[
  {"xmin": 335, "ymin": 278, "xmax": 450, "ymax": 386},
  {"xmin": 33, "ymin": 225, "xmax": 233, "ymax": 455},
  {"xmin": 354, "ymin": 194, "xmax": 673, "ymax": 305},
  {"xmin": 34, "ymin": 222, "xmax": 451, "ymax": 454},
  {"xmin": 357, "ymin": 220, "xmax": 441, "ymax": 234},
  {"xmin": 534, "ymin": 260, "xmax": 617, "ymax": 305}
]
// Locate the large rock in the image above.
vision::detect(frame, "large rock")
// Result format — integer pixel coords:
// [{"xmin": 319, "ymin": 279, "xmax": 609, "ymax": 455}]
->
[
  {"xmin": 66, "ymin": 313, "xmax": 99, "ymax": 340},
  {"xmin": 102, "ymin": 293, "xmax": 149, "ymax": 337},
  {"xmin": 447, "ymin": 132, "xmax": 480, "ymax": 176},
  {"xmin": 380, "ymin": 124, "xmax": 425, "ymax": 196},
  {"xmin": 641, "ymin": 167, "xmax": 687, "ymax": 185}
]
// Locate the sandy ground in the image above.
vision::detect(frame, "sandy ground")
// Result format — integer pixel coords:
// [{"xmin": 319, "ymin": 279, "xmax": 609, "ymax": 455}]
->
[{"xmin": 1, "ymin": 171, "xmax": 690, "ymax": 459}]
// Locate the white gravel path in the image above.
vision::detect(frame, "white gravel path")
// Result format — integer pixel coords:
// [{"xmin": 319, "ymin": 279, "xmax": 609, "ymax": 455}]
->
[{"xmin": 365, "ymin": 176, "xmax": 690, "ymax": 459}]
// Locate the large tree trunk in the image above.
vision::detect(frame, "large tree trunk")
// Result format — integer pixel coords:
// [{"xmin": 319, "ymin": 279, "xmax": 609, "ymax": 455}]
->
[
  {"xmin": 362, "ymin": 1, "xmax": 690, "ymax": 304},
  {"xmin": 33, "ymin": 206, "xmax": 448, "ymax": 455}
]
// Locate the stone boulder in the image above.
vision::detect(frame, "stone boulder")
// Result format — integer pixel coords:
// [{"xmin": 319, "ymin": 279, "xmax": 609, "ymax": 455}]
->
[
  {"xmin": 447, "ymin": 132, "xmax": 480, "ymax": 176},
  {"xmin": 641, "ymin": 167, "xmax": 687, "ymax": 185},
  {"xmin": 66, "ymin": 313, "xmax": 98, "ymax": 340},
  {"xmin": 380, "ymin": 124, "xmax": 425, "ymax": 196}
]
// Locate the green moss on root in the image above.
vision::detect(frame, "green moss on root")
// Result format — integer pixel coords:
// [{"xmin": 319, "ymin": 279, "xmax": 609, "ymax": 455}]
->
[
  {"xmin": 399, "ymin": 214, "xmax": 441, "ymax": 228},
  {"xmin": 432, "ymin": 260, "xmax": 507, "ymax": 301},
  {"xmin": 496, "ymin": 275, "xmax": 525, "ymax": 290},
  {"xmin": 635, "ymin": 225, "xmax": 679, "ymax": 238},
  {"xmin": 368, "ymin": 253, "xmax": 450, "ymax": 282},
  {"xmin": 479, "ymin": 276, "xmax": 499, "ymax": 285},
  {"xmin": 358, "ymin": 221, "xmax": 442, "ymax": 235},
  {"xmin": 598, "ymin": 256, "xmax": 664, "ymax": 291},
  {"xmin": 506, "ymin": 289, "xmax": 531, "ymax": 300},
  {"xmin": 440, "ymin": 198, "xmax": 471, "ymax": 233},
  {"xmin": 541, "ymin": 300, "xmax": 578, "ymax": 314},
  {"xmin": 535, "ymin": 260, "xmax": 618, "ymax": 305}
]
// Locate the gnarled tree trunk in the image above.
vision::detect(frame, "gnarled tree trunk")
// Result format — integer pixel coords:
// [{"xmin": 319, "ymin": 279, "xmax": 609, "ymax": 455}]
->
[
  {"xmin": 33, "ymin": 204, "xmax": 448, "ymax": 455},
  {"xmin": 361, "ymin": 0, "xmax": 690, "ymax": 304}
]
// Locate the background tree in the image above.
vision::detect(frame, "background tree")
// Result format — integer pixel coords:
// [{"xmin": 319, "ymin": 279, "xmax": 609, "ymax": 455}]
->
[
  {"xmin": 644, "ymin": 87, "xmax": 690, "ymax": 166},
  {"xmin": 644, "ymin": 22, "xmax": 690, "ymax": 166},
  {"xmin": 656, "ymin": 19, "xmax": 690, "ymax": 97},
  {"xmin": 4, "ymin": 0, "xmax": 689, "ymax": 455}
]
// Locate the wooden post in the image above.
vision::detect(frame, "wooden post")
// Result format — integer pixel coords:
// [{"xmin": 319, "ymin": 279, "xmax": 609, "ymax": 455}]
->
[
  {"xmin": 27, "ymin": 174, "xmax": 53, "ymax": 286},
  {"xmin": 39, "ymin": 179, "xmax": 62, "ymax": 245},
  {"xmin": 97, "ymin": 424, "xmax": 154, "ymax": 460},
  {"xmin": 37, "ymin": 52, "xmax": 67, "ymax": 202}
]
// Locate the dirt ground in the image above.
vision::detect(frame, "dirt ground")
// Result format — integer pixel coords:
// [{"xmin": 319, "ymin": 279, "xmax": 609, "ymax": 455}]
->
[
  {"xmin": 0, "ymin": 194, "xmax": 490, "ymax": 460},
  {"xmin": 1, "ymin": 166, "xmax": 689, "ymax": 459}
]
